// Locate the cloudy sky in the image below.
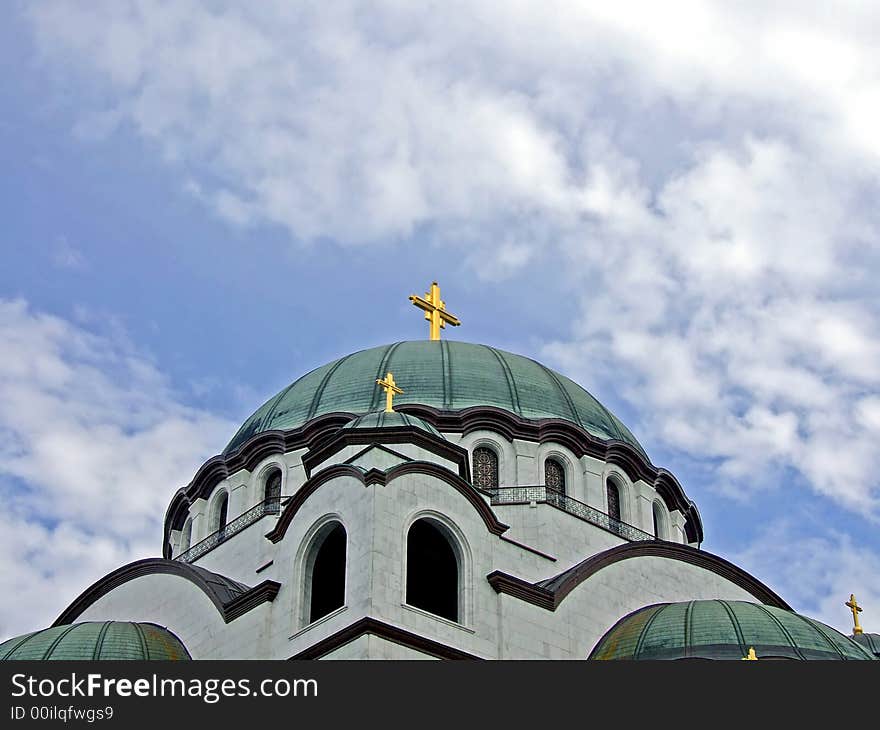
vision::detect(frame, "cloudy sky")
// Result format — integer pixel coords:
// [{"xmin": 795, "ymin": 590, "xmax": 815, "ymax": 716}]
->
[{"xmin": 2, "ymin": 1, "xmax": 879, "ymax": 639}]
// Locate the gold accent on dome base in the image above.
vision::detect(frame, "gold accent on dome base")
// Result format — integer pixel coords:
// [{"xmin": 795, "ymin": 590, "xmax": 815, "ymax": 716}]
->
[{"xmin": 846, "ymin": 593, "xmax": 864, "ymax": 635}]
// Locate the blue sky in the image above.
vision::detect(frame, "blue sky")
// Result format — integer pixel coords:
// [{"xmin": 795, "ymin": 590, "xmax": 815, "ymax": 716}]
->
[{"xmin": 2, "ymin": 1, "xmax": 880, "ymax": 639}]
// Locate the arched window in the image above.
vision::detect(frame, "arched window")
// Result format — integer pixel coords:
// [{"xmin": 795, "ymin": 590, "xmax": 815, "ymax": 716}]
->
[
  {"xmin": 215, "ymin": 492, "xmax": 229, "ymax": 536},
  {"xmin": 545, "ymin": 458, "xmax": 566, "ymax": 494},
  {"xmin": 606, "ymin": 479, "xmax": 621, "ymax": 522},
  {"xmin": 472, "ymin": 447, "xmax": 499, "ymax": 491},
  {"xmin": 264, "ymin": 469, "xmax": 282, "ymax": 513},
  {"xmin": 305, "ymin": 523, "xmax": 347, "ymax": 624},
  {"xmin": 653, "ymin": 502, "xmax": 665, "ymax": 540},
  {"xmin": 406, "ymin": 519, "xmax": 459, "ymax": 622},
  {"xmin": 180, "ymin": 518, "xmax": 192, "ymax": 553}
]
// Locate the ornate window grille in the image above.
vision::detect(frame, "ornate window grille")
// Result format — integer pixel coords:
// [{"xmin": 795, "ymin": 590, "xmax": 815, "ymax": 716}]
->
[
  {"xmin": 472, "ymin": 447, "xmax": 499, "ymax": 491},
  {"xmin": 544, "ymin": 459, "xmax": 566, "ymax": 494},
  {"xmin": 653, "ymin": 502, "xmax": 664, "ymax": 539},
  {"xmin": 265, "ymin": 469, "xmax": 282, "ymax": 507},
  {"xmin": 216, "ymin": 493, "xmax": 229, "ymax": 539},
  {"xmin": 175, "ymin": 497, "xmax": 281, "ymax": 564},
  {"xmin": 606, "ymin": 480, "xmax": 621, "ymax": 523},
  {"xmin": 491, "ymin": 486, "xmax": 653, "ymax": 543}
]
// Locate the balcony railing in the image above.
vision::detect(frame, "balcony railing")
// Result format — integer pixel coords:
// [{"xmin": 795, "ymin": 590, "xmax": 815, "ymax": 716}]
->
[
  {"xmin": 175, "ymin": 496, "xmax": 281, "ymax": 564},
  {"xmin": 490, "ymin": 486, "xmax": 655, "ymax": 543}
]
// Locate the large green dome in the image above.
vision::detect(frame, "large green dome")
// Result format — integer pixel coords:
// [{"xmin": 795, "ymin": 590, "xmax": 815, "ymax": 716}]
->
[
  {"xmin": 589, "ymin": 601, "xmax": 874, "ymax": 661},
  {"xmin": 225, "ymin": 340, "xmax": 644, "ymax": 456},
  {"xmin": 0, "ymin": 622, "xmax": 191, "ymax": 661},
  {"xmin": 853, "ymin": 633, "xmax": 880, "ymax": 657}
]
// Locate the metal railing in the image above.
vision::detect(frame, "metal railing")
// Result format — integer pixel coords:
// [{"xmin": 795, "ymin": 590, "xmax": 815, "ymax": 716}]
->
[
  {"xmin": 175, "ymin": 496, "xmax": 281, "ymax": 564},
  {"xmin": 490, "ymin": 486, "xmax": 655, "ymax": 542}
]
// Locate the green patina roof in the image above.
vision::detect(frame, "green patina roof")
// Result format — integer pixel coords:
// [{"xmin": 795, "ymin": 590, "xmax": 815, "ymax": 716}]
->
[
  {"xmin": 0, "ymin": 622, "xmax": 191, "ymax": 661},
  {"xmin": 225, "ymin": 340, "xmax": 644, "ymax": 456},
  {"xmin": 589, "ymin": 600, "xmax": 875, "ymax": 660},
  {"xmin": 853, "ymin": 633, "xmax": 880, "ymax": 657},
  {"xmin": 341, "ymin": 410, "xmax": 444, "ymax": 438}
]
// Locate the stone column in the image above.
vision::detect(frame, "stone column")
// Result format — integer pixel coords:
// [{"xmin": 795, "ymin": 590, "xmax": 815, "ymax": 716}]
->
[
  {"xmin": 582, "ymin": 456, "xmax": 605, "ymax": 508},
  {"xmin": 230, "ymin": 482, "xmax": 248, "ymax": 517},
  {"xmin": 634, "ymin": 485, "xmax": 655, "ymax": 535},
  {"xmin": 668, "ymin": 510, "xmax": 686, "ymax": 544},
  {"xmin": 189, "ymin": 497, "xmax": 208, "ymax": 542}
]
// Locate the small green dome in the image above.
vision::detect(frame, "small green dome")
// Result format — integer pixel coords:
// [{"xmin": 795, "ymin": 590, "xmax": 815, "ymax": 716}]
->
[
  {"xmin": 853, "ymin": 633, "xmax": 880, "ymax": 657},
  {"xmin": 341, "ymin": 410, "xmax": 444, "ymax": 438},
  {"xmin": 225, "ymin": 340, "xmax": 643, "ymax": 456},
  {"xmin": 589, "ymin": 601, "xmax": 875, "ymax": 660},
  {"xmin": 0, "ymin": 622, "xmax": 191, "ymax": 661}
]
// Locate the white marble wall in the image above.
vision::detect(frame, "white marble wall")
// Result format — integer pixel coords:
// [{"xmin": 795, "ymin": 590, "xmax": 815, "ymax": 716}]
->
[{"xmin": 77, "ymin": 427, "xmax": 756, "ymax": 660}]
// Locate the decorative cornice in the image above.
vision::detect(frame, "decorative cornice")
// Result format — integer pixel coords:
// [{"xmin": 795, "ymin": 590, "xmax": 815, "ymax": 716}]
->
[
  {"xmin": 53, "ymin": 558, "xmax": 281, "ymax": 626},
  {"xmin": 265, "ymin": 461, "xmax": 509, "ymax": 543},
  {"xmin": 222, "ymin": 580, "xmax": 282, "ymax": 623},
  {"xmin": 485, "ymin": 573, "xmax": 555, "ymax": 610},
  {"xmin": 290, "ymin": 617, "xmax": 482, "ymax": 660},
  {"xmin": 400, "ymin": 405, "xmax": 702, "ymax": 542},
  {"xmin": 488, "ymin": 542, "xmax": 790, "ymax": 611},
  {"xmin": 165, "ymin": 404, "xmax": 703, "ymax": 545},
  {"xmin": 302, "ymin": 426, "xmax": 471, "ymax": 481}
]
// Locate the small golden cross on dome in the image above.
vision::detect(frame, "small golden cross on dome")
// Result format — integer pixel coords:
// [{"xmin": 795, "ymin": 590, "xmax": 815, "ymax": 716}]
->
[
  {"xmin": 409, "ymin": 281, "xmax": 461, "ymax": 341},
  {"xmin": 741, "ymin": 647, "xmax": 759, "ymax": 661},
  {"xmin": 846, "ymin": 593, "xmax": 864, "ymax": 635},
  {"xmin": 376, "ymin": 372, "xmax": 403, "ymax": 413}
]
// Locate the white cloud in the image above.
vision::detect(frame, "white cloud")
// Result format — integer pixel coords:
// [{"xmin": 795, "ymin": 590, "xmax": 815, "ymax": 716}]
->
[
  {"xmin": 545, "ymin": 137, "xmax": 880, "ymax": 515},
  {"xmin": 731, "ymin": 519, "xmax": 880, "ymax": 636},
  {"xmin": 0, "ymin": 300, "xmax": 234, "ymax": 639},
  {"xmin": 21, "ymin": 3, "xmax": 880, "ymax": 561}
]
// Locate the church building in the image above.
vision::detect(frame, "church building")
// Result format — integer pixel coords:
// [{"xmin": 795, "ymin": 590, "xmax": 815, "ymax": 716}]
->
[{"xmin": 2, "ymin": 283, "xmax": 877, "ymax": 660}]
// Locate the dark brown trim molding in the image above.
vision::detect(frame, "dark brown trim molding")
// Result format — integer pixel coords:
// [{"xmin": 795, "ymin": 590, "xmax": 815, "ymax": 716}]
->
[
  {"xmin": 290, "ymin": 617, "xmax": 482, "ymax": 660},
  {"xmin": 53, "ymin": 558, "xmax": 281, "ymax": 626},
  {"xmin": 303, "ymin": 426, "xmax": 471, "ymax": 481},
  {"xmin": 485, "ymin": 573, "xmax": 555, "ymax": 610},
  {"xmin": 265, "ymin": 461, "xmax": 509, "ymax": 543},
  {"xmin": 222, "ymin": 580, "xmax": 282, "ymax": 622},
  {"xmin": 498, "ymin": 535, "xmax": 557, "ymax": 562},
  {"xmin": 166, "ymin": 404, "xmax": 703, "ymax": 548},
  {"xmin": 488, "ymin": 542, "xmax": 790, "ymax": 611}
]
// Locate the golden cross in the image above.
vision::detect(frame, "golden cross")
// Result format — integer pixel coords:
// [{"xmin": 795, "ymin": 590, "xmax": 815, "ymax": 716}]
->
[
  {"xmin": 741, "ymin": 647, "xmax": 758, "ymax": 661},
  {"xmin": 376, "ymin": 372, "xmax": 403, "ymax": 413},
  {"xmin": 409, "ymin": 281, "xmax": 461, "ymax": 341},
  {"xmin": 846, "ymin": 593, "xmax": 864, "ymax": 635}
]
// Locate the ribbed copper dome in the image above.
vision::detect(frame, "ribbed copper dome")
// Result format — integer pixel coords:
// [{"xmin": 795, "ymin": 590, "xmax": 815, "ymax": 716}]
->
[
  {"xmin": 590, "ymin": 601, "xmax": 874, "ymax": 660},
  {"xmin": 0, "ymin": 622, "xmax": 190, "ymax": 661},
  {"xmin": 225, "ymin": 340, "xmax": 644, "ymax": 456}
]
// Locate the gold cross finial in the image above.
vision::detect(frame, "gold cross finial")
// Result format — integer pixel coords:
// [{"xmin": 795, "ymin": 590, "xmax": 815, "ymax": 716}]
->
[
  {"xmin": 376, "ymin": 372, "xmax": 403, "ymax": 413},
  {"xmin": 409, "ymin": 281, "xmax": 461, "ymax": 341},
  {"xmin": 846, "ymin": 593, "xmax": 864, "ymax": 635},
  {"xmin": 741, "ymin": 647, "xmax": 759, "ymax": 661}
]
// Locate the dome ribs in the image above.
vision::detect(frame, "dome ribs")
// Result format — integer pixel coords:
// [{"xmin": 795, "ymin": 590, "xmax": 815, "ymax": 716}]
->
[
  {"xmin": 368, "ymin": 342, "xmax": 403, "ymax": 412},
  {"xmin": 307, "ymin": 352, "xmax": 356, "ymax": 421},
  {"xmin": 484, "ymin": 346, "xmax": 522, "ymax": 417},
  {"xmin": 440, "ymin": 340, "xmax": 452, "ymax": 408}
]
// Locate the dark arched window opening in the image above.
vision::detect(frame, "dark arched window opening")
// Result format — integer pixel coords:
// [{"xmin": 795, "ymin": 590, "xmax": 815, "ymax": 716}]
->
[
  {"xmin": 216, "ymin": 493, "xmax": 228, "ymax": 537},
  {"xmin": 653, "ymin": 502, "xmax": 664, "ymax": 539},
  {"xmin": 406, "ymin": 520, "xmax": 459, "ymax": 622},
  {"xmin": 606, "ymin": 480, "xmax": 621, "ymax": 523},
  {"xmin": 264, "ymin": 469, "xmax": 282, "ymax": 513},
  {"xmin": 472, "ymin": 447, "xmax": 499, "ymax": 492},
  {"xmin": 307, "ymin": 523, "xmax": 347, "ymax": 624},
  {"xmin": 545, "ymin": 458, "xmax": 566, "ymax": 494}
]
